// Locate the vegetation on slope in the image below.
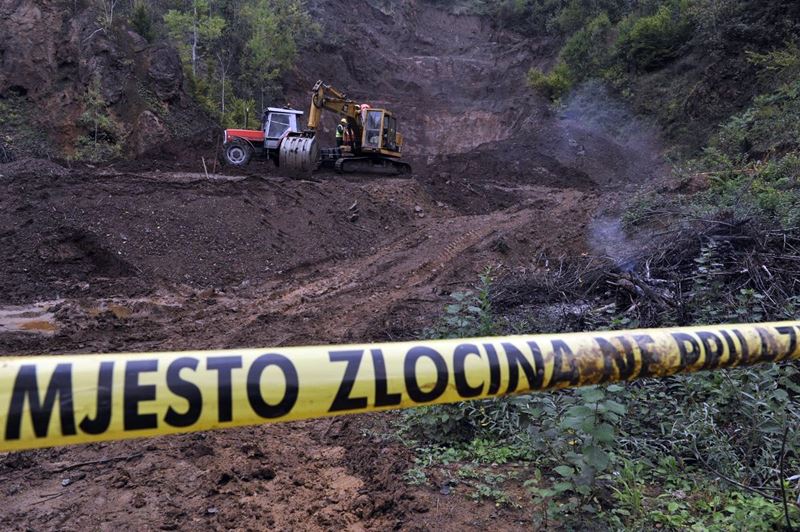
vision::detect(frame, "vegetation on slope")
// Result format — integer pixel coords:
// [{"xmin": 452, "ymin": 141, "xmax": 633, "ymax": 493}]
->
[
  {"xmin": 397, "ymin": 1, "xmax": 800, "ymax": 529},
  {"xmin": 400, "ymin": 259, "xmax": 799, "ymax": 528},
  {"xmin": 127, "ymin": 0, "xmax": 319, "ymax": 128}
]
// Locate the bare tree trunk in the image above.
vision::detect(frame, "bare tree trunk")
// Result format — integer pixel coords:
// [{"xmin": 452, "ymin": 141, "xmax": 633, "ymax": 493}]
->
[
  {"xmin": 191, "ymin": 1, "xmax": 198, "ymax": 77},
  {"xmin": 221, "ymin": 69, "xmax": 225, "ymax": 124},
  {"xmin": 217, "ymin": 52, "xmax": 231, "ymax": 126}
]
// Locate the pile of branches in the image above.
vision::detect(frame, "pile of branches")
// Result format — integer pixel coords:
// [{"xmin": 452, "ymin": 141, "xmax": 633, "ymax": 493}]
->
[{"xmin": 493, "ymin": 217, "xmax": 800, "ymax": 331}]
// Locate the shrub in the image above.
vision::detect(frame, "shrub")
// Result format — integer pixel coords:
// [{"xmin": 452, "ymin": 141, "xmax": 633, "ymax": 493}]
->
[
  {"xmin": 74, "ymin": 75, "xmax": 123, "ymax": 162},
  {"xmin": 616, "ymin": 0, "xmax": 693, "ymax": 71},
  {"xmin": 561, "ymin": 12, "xmax": 613, "ymax": 80},
  {"xmin": 714, "ymin": 80, "xmax": 800, "ymax": 159},
  {"xmin": 528, "ymin": 61, "xmax": 573, "ymax": 100},
  {"xmin": 130, "ymin": 1, "xmax": 155, "ymax": 42},
  {"xmin": 747, "ymin": 41, "xmax": 800, "ymax": 86}
]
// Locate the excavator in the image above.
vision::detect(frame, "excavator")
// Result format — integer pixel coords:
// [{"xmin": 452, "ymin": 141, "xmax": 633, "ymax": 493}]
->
[{"xmin": 222, "ymin": 80, "xmax": 412, "ymax": 176}]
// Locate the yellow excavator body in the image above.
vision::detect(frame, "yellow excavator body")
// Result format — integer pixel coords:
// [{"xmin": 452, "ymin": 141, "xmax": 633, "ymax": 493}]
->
[{"xmin": 279, "ymin": 80, "xmax": 411, "ymax": 176}]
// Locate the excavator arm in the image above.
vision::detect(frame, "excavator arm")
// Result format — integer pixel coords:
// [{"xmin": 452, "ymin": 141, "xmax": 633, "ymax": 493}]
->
[
  {"xmin": 306, "ymin": 80, "xmax": 362, "ymax": 130},
  {"xmin": 278, "ymin": 80, "xmax": 364, "ymax": 177}
]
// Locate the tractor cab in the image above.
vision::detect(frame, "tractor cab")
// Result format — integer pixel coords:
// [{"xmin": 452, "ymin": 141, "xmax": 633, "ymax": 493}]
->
[
  {"xmin": 360, "ymin": 108, "xmax": 403, "ymax": 157},
  {"xmin": 262, "ymin": 107, "xmax": 304, "ymax": 150}
]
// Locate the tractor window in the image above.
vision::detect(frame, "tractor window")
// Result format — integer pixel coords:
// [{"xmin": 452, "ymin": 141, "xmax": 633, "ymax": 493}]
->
[
  {"xmin": 364, "ymin": 110, "xmax": 383, "ymax": 148},
  {"xmin": 266, "ymin": 113, "xmax": 292, "ymax": 138}
]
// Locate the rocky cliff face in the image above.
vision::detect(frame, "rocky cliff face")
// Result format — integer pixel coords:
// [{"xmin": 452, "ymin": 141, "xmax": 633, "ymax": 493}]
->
[{"xmin": 0, "ymin": 0, "xmax": 212, "ymax": 160}]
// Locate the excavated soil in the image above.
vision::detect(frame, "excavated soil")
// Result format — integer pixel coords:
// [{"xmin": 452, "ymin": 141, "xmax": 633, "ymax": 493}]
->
[
  {"xmin": 0, "ymin": 170, "xmax": 607, "ymax": 531},
  {"xmin": 0, "ymin": 2, "xmax": 666, "ymax": 530}
]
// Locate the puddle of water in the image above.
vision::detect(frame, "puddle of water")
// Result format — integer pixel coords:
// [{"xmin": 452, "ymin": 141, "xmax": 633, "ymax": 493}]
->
[
  {"xmin": 19, "ymin": 320, "xmax": 58, "ymax": 333},
  {"xmin": 108, "ymin": 304, "xmax": 132, "ymax": 319},
  {"xmin": 0, "ymin": 301, "xmax": 61, "ymax": 335}
]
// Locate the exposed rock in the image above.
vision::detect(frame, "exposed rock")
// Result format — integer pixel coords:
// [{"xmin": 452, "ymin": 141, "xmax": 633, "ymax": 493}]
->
[
  {"xmin": 147, "ymin": 45, "xmax": 184, "ymax": 102},
  {"xmin": 0, "ymin": 0, "xmax": 212, "ymax": 158},
  {"xmin": 131, "ymin": 110, "xmax": 169, "ymax": 154}
]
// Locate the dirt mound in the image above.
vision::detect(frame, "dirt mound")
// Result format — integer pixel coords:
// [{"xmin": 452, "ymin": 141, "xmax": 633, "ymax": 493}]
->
[
  {"xmin": 0, "ymin": 171, "xmax": 451, "ymax": 304},
  {"xmin": 0, "ymin": 158, "xmax": 70, "ymax": 178}
]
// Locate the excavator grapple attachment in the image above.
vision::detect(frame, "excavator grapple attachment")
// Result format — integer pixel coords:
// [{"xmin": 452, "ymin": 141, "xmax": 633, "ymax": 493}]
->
[{"xmin": 279, "ymin": 134, "xmax": 320, "ymax": 177}]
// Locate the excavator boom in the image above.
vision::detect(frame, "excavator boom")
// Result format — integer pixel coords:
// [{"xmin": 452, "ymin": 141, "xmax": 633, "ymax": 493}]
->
[{"xmin": 306, "ymin": 80, "xmax": 361, "ymax": 130}]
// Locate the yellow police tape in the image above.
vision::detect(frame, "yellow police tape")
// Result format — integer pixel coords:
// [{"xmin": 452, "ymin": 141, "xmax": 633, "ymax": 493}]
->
[{"xmin": 1, "ymin": 321, "xmax": 799, "ymax": 452}]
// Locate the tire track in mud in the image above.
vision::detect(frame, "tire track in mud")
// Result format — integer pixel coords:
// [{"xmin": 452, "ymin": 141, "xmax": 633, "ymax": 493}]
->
[
  {"xmin": 226, "ymin": 190, "xmax": 594, "ymax": 345},
  {"xmin": 0, "ymin": 186, "xmax": 605, "ymax": 529}
]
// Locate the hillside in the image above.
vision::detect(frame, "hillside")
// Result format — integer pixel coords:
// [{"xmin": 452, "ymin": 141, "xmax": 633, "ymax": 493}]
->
[
  {"xmin": 0, "ymin": 0, "xmax": 214, "ymax": 161},
  {"xmin": 0, "ymin": 0, "xmax": 799, "ymax": 530}
]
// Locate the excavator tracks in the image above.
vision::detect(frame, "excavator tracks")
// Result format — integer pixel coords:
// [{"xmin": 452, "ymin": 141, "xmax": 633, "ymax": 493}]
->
[{"xmin": 334, "ymin": 156, "xmax": 412, "ymax": 175}]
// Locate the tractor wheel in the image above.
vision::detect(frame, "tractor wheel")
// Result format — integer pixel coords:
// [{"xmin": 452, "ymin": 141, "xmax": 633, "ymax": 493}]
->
[{"xmin": 223, "ymin": 140, "xmax": 253, "ymax": 167}]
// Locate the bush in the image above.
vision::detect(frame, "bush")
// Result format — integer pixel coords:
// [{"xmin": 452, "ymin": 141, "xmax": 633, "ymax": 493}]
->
[
  {"xmin": 485, "ymin": 0, "xmax": 569, "ymax": 35},
  {"xmin": 561, "ymin": 12, "xmax": 613, "ymax": 80},
  {"xmin": 130, "ymin": 1, "xmax": 155, "ymax": 42},
  {"xmin": 616, "ymin": 0, "xmax": 694, "ymax": 71},
  {"xmin": 528, "ymin": 61, "xmax": 573, "ymax": 100},
  {"xmin": 400, "ymin": 209, "xmax": 800, "ymax": 526},
  {"xmin": 74, "ymin": 75, "xmax": 124, "ymax": 162},
  {"xmin": 747, "ymin": 42, "xmax": 800, "ymax": 87},
  {"xmin": 73, "ymin": 134, "xmax": 123, "ymax": 162},
  {"xmin": 696, "ymin": 153, "xmax": 800, "ymax": 229},
  {"xmin": 714, "ymin": 80, "xmax": 800, "ymax": 159}
]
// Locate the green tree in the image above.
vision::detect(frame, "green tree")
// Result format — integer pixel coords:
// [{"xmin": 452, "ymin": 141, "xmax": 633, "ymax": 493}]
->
[
  {"xmin": 76, "ymin": 74, "xmax": 122, "ymax": 162},
  {"xmin": 164, "ymin": 0, "xmax": 225, "ymax": 76},
  {"xmin": 131, "ymin": 1, "xmax": 155, "ymax": 42},
  {"xmin": 79, "ymin": 75, "xmax": 114, "ymax": 147},
  {"xmin": 616, "ymin": 0, "xmax": 694, "ymax": 72},
  {"xmin": 239, "ymin": 0, "xmax": 318, "ymax": 108},
  {"xmin": 561, "ymin": 12, "xmax": 613, "ymax": 79}
]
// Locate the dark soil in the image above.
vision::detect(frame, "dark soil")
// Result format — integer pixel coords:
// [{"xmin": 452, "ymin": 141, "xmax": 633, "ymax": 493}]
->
[{"xmin": 0, "ymin": 1, "xmax": 667, "ymax": 530}]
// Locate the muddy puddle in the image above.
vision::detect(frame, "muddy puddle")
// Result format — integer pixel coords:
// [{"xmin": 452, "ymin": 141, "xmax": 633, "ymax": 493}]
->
[
  {"xmin": 0, "ymin": 301, "xmax": 61, "ymax": 335},
  {"xmin": 0, "ymin": 295, "xmax": 199, "ymax": 338}
]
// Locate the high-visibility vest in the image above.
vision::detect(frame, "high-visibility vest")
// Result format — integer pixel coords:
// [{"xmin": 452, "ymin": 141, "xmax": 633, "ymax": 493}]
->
[{"xmin": 336, "ymin": 124, "xmax": 345, "ymax": 139}]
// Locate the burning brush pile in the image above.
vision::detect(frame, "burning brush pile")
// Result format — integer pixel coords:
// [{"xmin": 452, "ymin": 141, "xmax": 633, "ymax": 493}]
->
[{"xmin": 492, "ymin": 213, "xmax": 800, "ymax": 333}]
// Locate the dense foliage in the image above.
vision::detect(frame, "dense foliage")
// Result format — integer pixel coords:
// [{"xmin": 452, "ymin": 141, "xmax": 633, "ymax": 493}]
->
[
  {"xmin": 105, "ymin": 0, "xmax": 318, "ymax": 128},
  {"xmin": 400, "ymin": 265, "xmax": 800, "ymax": 528},
  {"xmin": 518, "ymin": 0, "xmax": 800, "ymax": 151}
]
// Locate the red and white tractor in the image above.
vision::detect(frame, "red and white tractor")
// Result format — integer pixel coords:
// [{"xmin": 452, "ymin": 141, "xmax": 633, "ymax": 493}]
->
[{"xmin": 221, "ymin": 107, "xmax": 305, "ymax": 167}]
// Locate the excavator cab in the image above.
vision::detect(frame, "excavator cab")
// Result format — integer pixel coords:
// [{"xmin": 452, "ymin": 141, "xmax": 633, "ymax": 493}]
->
[{"xmin": 361, "ymin": 109, "xmax": 402, "ymax": 155}]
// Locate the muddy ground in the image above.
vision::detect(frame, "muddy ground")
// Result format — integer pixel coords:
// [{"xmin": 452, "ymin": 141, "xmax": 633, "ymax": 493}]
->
[
  {"xmin": 0, "ymin": 2, "xmax": 667, "ymax": 530},
  {"xmin": 0, "ymin": 165, "xmax": 617, "ymax": 531}
]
